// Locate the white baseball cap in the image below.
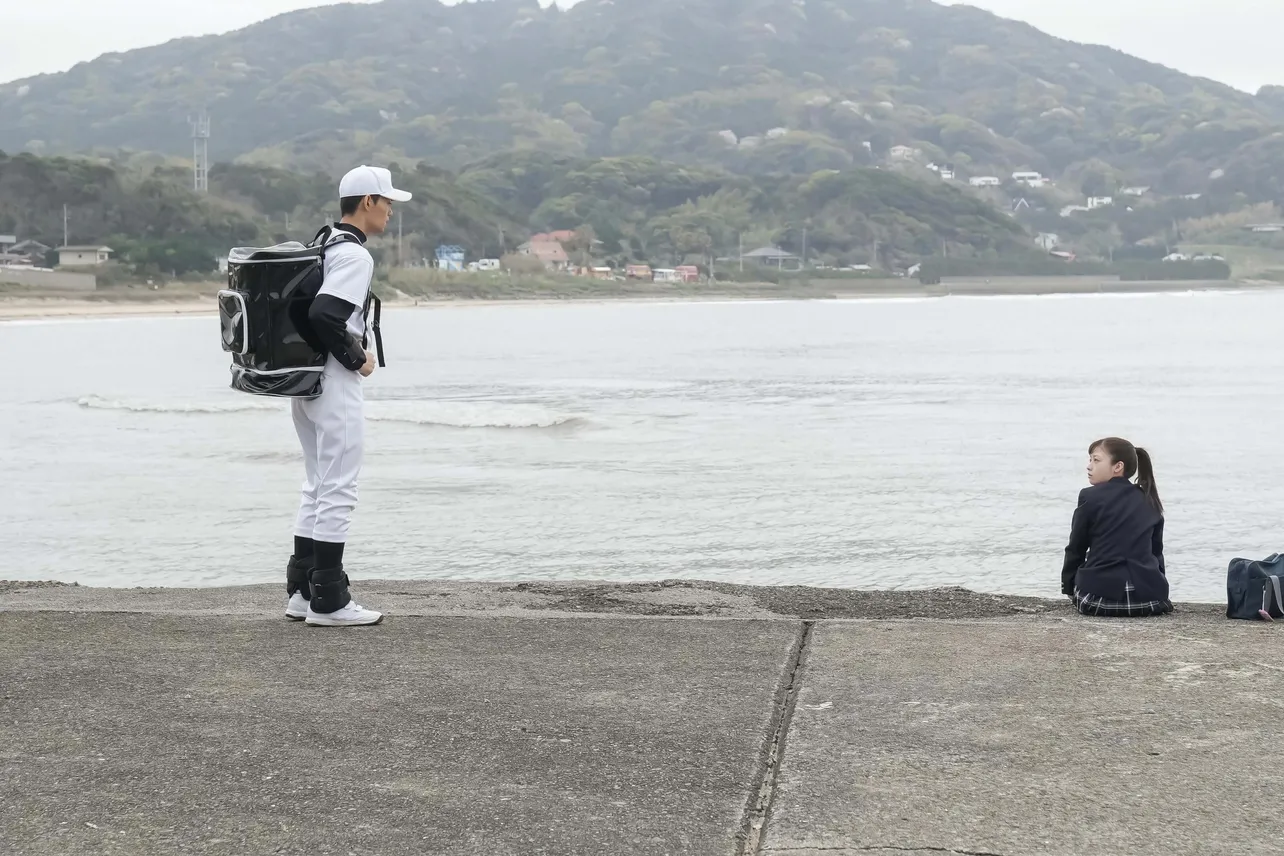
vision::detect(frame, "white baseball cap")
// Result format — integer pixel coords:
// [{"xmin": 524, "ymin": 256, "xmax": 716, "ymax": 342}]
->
[{"xmin": 338, "ymin": 165, "xmax": 413, "ymax": 202}]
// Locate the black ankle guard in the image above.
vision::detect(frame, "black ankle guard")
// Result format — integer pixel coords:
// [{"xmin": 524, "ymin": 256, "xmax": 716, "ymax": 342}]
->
[
  {"xmin": 286, "ymin": 555, "xmax": 314, "ymax": 599},
  {"xmin": 308, "ymin": 565, "xmax": 352, "ymax": 615}
]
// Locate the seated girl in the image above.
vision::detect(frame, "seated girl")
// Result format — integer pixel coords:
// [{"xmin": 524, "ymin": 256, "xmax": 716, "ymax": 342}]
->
[{"xmin": 1061, "ymin": 437, "xmax": 1172, "ymax": 617}]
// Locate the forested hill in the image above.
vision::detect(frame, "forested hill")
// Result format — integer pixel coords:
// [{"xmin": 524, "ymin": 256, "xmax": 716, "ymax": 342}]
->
[
  {"xmin": 2, "ymin": 0, "xmax": 1283, "ymax": 196},
  {"xmin": 0, "ymin": 150, "xmax": 1028, "ymax": 276}
]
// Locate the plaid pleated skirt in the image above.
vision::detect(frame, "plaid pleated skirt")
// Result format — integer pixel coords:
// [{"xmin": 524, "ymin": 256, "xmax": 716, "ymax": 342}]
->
[{"xmin": 1074, "ymin": 583, "xmax": 1173, "ymax": 617}]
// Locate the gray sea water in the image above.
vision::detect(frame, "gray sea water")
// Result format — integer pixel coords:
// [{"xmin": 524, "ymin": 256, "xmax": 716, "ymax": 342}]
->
[{"xmin": 4, "ymin": 291, "xmax": 1281, "ymax": 602}]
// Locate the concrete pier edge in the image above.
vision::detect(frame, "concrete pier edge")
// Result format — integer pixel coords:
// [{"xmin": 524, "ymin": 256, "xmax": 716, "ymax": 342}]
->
[{"xmin": 6, "ymin": 579, "xmax": 1272, "ymax": 856}]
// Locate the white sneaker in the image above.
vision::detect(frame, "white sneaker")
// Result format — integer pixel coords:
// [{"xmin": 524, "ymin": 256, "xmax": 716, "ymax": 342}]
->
[
  {"xmin": 305, "ymin": 601, "xmax": 384, "ymax": 627},
  {"xmin": 285, "ymin": 592, "xmax": 309, "ymax": 621}
]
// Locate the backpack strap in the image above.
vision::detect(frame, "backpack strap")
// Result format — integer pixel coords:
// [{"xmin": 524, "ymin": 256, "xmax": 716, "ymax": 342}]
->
[
  {"xmin": 313, "ymin": 225, "xmax": 385, "ymax": 367},
  {"xmin": 362, "ymin": 294, "xmax": 386, "ymax": 368}
]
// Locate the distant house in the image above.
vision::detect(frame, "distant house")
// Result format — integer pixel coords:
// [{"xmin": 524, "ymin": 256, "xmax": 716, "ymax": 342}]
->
[
  {"xmin": 1248, "ymin": 224, "xmax": 1284, "ymax": 233},
  {"xmin": 675, "ymin": 265, "xmax": 701, "ymax": 283},
  {"xmin": 653, "ymin": 268, "xmax": 682, "ymax": 283},
  {"xmin": 1121, "ymin": 186, "xmax": 1150, "ymax": 197},
  {"xmin": 969, "ymin": 176, "xmax": 1001, "ymax": 187},
  {"xmin": 1087, "ymin": 196, "xmax": 1114, "ymax": 209},
  {"xmin": 58, "ymin": 245, "xmax": 113, "ymax": 267},
  {"xmin": 1060, "ymin": 205, "xmax": 1091, "ymax": 218},
  {"xmin": 518, "ymin": 239, "xmax": 570, "ymax": 271},
  {"xmin": 435, "ymin": 245, "xmax": 466, "ymax": 271},
  {"xmin": 888, "ymin": 145, "xmax": 921, "ymax": 161},
  {"xmin": 742, "ymin": 246, "xmax": 801, "ymax": 270},
  {"xmin": 1035, "ymin": 233, "xmax": 1059, "ymax": 251},
  {"xmin": 1012, "ymin": 171, "xmax": 1043, "ymax": 184},
  {"xmin": 10, "ymin": 239, "xmax": 50, "ymax": 257},
  {"xmin": 2, "ymin": 239, "xmax": 51, "ymax": 267},
  {"xmin": 625, "ymin": 264, "xmax": 653, "ymax": 280}
]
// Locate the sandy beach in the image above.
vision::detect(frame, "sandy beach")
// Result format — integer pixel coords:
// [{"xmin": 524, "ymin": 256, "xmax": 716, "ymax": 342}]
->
[
  {"xmin": 0, "ymin": 292, "xmax": 849, "ymax": 321},
  {"xmin": 0, "ymin": 277, "xmax": 1276, "ymax": 321},
  {"xmin": 0, "ymin": 298, "xmax": 218, "ymax": 321}
]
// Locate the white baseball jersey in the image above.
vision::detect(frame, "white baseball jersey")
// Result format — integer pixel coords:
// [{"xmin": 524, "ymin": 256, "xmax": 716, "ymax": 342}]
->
[{"xmin": 318, "ymin": 234, "xmax": 375, "ymax": 340}]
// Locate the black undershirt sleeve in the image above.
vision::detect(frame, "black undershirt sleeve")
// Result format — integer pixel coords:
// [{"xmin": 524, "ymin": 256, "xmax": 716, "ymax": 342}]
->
[{"xmin": 308, "ymin": 294, "xmax": 366, "ymax": 371}]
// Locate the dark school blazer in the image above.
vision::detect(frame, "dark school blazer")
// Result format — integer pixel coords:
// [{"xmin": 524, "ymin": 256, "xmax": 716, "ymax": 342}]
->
[{"xmin": 1061, "ymin": 476, "xmax": 1168, "ymax": 602}]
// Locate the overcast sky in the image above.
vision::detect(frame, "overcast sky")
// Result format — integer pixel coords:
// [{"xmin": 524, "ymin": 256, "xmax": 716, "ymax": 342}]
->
[{"xmin": 2, "ymin": 0, "xmax": 1280, "ymax": 93}]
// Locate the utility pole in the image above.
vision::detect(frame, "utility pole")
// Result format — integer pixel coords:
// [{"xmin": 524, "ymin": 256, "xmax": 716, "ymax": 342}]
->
[
  {"xmin": 801, "ymin": 226, "xmax": 808, "ymax": 268},
  {"xmin": 284, "ymin": 212, "xmax": 290, "ymax": 234},
  {"xmin": 397, "ymin": 210, "xmax": 403, "ymax": 267},
  {"xmin": 63, "ymin": 204, "xmax": 68, "ymax": 247}
]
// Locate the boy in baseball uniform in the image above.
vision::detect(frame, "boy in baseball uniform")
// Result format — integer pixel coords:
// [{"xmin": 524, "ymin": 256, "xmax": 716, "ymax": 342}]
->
[{"xmin": 284, "ymin": 165, "xmax": 411, "ymax": 627}]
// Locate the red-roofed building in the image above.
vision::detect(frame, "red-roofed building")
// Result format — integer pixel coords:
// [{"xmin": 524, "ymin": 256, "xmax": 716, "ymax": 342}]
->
[{"xmin": 518, "ymin": 237, "xmax": 571, "ymax": 271}]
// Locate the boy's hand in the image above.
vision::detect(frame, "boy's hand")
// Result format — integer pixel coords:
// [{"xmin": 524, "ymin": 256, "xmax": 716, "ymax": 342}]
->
[{"xmin": 359, "ymin": 350, "xmax": 377, "ymax": 377}]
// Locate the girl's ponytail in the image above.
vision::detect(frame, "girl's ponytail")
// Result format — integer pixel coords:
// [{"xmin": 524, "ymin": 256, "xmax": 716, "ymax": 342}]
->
[{"xmin": 1135, "ymin": 446, "xmax": 1163, "ymax": 514}]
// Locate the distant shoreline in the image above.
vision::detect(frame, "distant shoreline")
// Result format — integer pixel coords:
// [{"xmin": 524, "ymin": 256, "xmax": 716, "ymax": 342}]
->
[{"xmin": 0, "ymin": 278, "xmax": 1276, "ymax": 321}]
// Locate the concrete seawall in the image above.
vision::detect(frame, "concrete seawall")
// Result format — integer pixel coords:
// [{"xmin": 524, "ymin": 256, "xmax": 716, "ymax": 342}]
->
[
  {"xmin": 2, "ymin": 579, "xmax": 1278, "ymax": 856},
  {"xmin": 0, "ymin": 268, "xmax": 96, "ymax": 291},
  {"xmin": 829, "ymin": 277, "xmax": 1268, "ymax": 300},
  {"xmin": 928, "ymin": 276, "xmax": 1244, "ymax": 296}
]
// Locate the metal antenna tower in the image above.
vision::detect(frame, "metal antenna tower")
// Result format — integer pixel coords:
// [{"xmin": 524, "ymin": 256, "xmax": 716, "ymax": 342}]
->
[{"xmin": 189, "ymin": 112, "xmax": 211, "ymax": 193}]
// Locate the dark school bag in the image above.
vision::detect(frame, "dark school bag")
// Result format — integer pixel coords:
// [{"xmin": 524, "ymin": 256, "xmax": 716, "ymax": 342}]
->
[
  {"xmin": 1226, "ymin": 554, "xmax": 1284, "ymax": 621},
  {"xmin": 218, "ymin": 225, "xmax": 384, "ymax": 399}
]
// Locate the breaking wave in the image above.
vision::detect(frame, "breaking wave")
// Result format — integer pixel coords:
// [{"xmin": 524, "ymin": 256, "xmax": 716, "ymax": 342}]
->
[
  {"xmin": 75, "ymin": 395, "xmax": 587, "ymax": 430},
  {"xmin": 76, "ymin": 394, "xmax": 282, "ymax": 414},
  {"xmin": 366, "ymin": 401, "xmax": 587, "ymax": 430}
]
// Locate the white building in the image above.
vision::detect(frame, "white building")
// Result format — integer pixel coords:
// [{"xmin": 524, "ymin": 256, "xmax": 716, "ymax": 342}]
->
[
  {"xmin": 1035, "ymin": 233, "xmax": 1060, "ymax": 251},
  {"xmin": 969, "ymin": 176, "xmax": 1001, "ymax": 187},
  {"xmin": 1012, "ymin": 171, "xmax": 1043, "ymax": 184},
  {"xmin": 1087, "ymin": 196, "xmax": 1114, "ymax": 209},
  {"xmin": 58, "ymin": 246, "xmax": 113, "ymax": 267}
]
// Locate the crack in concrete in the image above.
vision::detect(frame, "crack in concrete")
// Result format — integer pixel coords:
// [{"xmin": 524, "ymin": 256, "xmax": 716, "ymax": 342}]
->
[
  {"xmin": 738, "ymin": 620, "xmax": 815, "ymax": 856},
  {"xmin": 770, "ymin": 846, "xmax": 1009, "ymax": 855}
]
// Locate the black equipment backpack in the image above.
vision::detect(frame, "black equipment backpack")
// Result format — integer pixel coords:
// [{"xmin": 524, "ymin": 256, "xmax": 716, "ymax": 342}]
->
[{"xmin": 218, "ymin": 226, "xmax": 385, "ymax": 399}]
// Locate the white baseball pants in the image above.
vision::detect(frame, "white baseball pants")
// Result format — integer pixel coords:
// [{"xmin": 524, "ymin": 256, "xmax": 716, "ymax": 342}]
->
[{"xmin": 292, "ymin": 356, "xmax": 364, "ymax": 544}]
